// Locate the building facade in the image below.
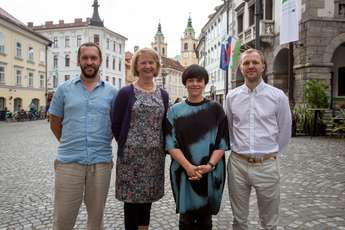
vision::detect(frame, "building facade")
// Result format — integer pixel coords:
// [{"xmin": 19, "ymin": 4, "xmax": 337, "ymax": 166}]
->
[
  {"xmin": 197, "ymin": 0, "xmax": 345, "ymax": 106},
  {"xmin": 180, "ymin": 16, "xmax": 198, "ymax": 67},
  {"xmin": 196, "ymin": 4, "xmax": 229, "ymax": 105},
  {"xmin": 151, "ymin": 22, "xmax": 168, "ymax": 58},
  {"xmin": 230, "ymin": 0, "xmax": 345, "ymax": 105},
  {"xmin": 31, "ymin": 0, "xmax": 127, "ymax": 91},
  {"xmin": 150, "ymin": 23, "xmax": 186, "ymax": 102},
  {"xmin": 0, "ymin": 8, "xmax": 51, "ymax": 113}
]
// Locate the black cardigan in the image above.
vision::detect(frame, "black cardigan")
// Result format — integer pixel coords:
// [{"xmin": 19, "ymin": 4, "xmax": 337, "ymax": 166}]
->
[{"xmin": 110, "ymin": 84, "xmax": 169, "ymax": 158}]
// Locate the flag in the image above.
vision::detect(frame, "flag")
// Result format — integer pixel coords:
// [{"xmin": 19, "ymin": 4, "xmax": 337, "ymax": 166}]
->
[
  {"xmin": 280, "ymin": 0, "xmax": 299, "ymax": 44},
  {"xmin": 219, "ymin": 43, "xmax": 228, "ymax": 70},
  {"xmin": 230, "ymin": 38, "xmax": 241, "ymax": 69}
]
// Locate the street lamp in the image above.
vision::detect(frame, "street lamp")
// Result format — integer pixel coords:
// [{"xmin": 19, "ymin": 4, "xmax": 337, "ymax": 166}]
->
[{"xmin": 161, "ymin": 70, "xmax": 168, "ymax": 89}]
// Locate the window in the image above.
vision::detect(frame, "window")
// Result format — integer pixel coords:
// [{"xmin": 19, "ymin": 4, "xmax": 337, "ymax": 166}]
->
[
  {"xmin": 248, "ymin": 4, "xmax": 255, "ymax": 26},
  {"xmin": 40, "ymin": 75, "xmax": 44, "ymax": 88},
  {"xmin": 16, "ymin": 42, "xmax": 22, "ymax": 58},
  {"xmin": 39, "ymin": 49, "xmax": 45, "ymax": 64},
  {"xmin": 65, "ymin": 55, "xmax": 70, "ymax": 67},
  {"xmin": 53, "ymin": 75, "xmax": 58, "ymax": 88},
  {"xmin": 237, "ymin": 14, "xmax": 244, "ymax": 33},
  {"xmin": 112, "ymin": 58, "xmax": 115, "ymax": 70},
  {"xmin": 28, "ymin": 72, "xmax": 34, "ymax": 88},
  {"xmin": 106, "ymin": 56, "xmax": 109, "ymax": 68},
  {"xmin": 53, "ymin": 55, "xmax": 58, "ymax": 68},
  {"xmin": 0, "ymin": 65, "xmax": 5, "ymax": 83},
  {"xmin": 0, "ymin": 32, "xmax": 5, "ymax": 53},
  {"xmin": 113, "ymin": 41, "xmax": 116, "ymax": 52},
  {"xmin": 64, "ymin": 75, "xmax": 70, "ymax": 81},
  {"xmin": 119, "ymin": 44, "xmax": 122, "ymax": 54},
  {"xmin": 162, "ymin": 47, "xmax": 165, "ymax": 56},
  {"xmin": 265, "ymin": 0, "xmax": 273, "ymax": 20},
  {"xmin": 77, "ymin": 35, "xmax": 82, "ymax": 47},
  {"xmin": 338, "ymin": 2, "xmax": 345, "ymax": 17},
  {"xmin": 118, "ymin": 78, "xmax": 122, "ymax": 88},
  {"xmin": 16, "ymin": 70, "xmax": 22, "ymax": 86},
  {"xmin": 107, "ymin": 39, "xmax": 110, "ymax": 49},
  {"xmin": 184, "ymin": 43, "xmax": 188, "ymax": 51},
  {"xmin": 112, "ymin": 77, "xmax": 116, "ymax": 86},
  {"xmin": 53, "ymin": 37, "xmax": 58, "ymax": 48},
  {"xmin": 105, "ymin": 76, "xmax": 109, "ymax": 81},
  {"xmin": 118, "ymin": 60, "xmax": 122, "ymax": 72},
  {"xmin": 65, "ymin": 36, "xmax": 70, "ymax": 48},
  {"xmin": 28, "ymin": 46, "xmax": 34, "ymax": 61},
  {"xmin": 94, "ymin": 34, "xmax": 100, "ymax": 45}
]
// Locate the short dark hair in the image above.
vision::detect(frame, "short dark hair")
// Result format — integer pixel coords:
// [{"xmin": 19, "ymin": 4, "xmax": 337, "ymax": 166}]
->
[
  {"xmin": 182, "ymin": 64, "xmax": 209, "ymax": 85},
  {"xmin": 77, "ymin": 42, "xmax": 102, "ymax": 62}
]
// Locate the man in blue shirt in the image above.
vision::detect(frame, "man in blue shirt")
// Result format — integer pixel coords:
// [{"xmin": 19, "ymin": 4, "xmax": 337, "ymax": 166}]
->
[{"xmin": 49, "ymin": 42, "xmax": 117, "ymax": 230}]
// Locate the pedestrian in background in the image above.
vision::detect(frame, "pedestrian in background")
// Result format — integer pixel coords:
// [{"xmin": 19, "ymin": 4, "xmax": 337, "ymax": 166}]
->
[
  {"xmin": 165, "ymin": 64, "xmax": 229, "ymax": 230},
  {"xmin": 111, "ymin": 48, "xmax": 169, "ymax": 230},
  {"xmin": 225, "ymin": 48, "xmax": 292, "ymax": 230},
  {"xmin": 49, "ymin": 42, "xmax": 117, "ymax": 230}
]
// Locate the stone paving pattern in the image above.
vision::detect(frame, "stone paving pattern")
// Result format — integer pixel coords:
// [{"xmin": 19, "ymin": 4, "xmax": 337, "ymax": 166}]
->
[{"xmin": 0, "ymin": 120, "xmax": 344, "ymax": 229}]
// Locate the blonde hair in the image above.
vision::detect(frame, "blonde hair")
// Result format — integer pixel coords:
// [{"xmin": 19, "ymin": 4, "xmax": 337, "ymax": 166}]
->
[{"xmin": 130, "ymin": 48, "xmax": 161, "ymax": 77}]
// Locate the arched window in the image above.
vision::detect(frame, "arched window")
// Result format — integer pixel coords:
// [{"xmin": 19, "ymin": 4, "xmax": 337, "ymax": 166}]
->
[{"xmin": 184, "ymin": 43, "xmax": 188, "ymax": 51}]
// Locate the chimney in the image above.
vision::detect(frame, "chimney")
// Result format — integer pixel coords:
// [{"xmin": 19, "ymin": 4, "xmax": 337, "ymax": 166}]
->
[
  {"xmin": 59, "ymin": 20, "xmax": 64, "ymax": 24},
  {"xmin": 74, "ymin": 18, "xmax": 83, "ymax": 23},
  {"xmin": 45, "ymin": 21, "xmax": 53, "ymax": 26},
  {"xmin": 27, "ymin": 22, "xmax": 33, "ymax": 28}
]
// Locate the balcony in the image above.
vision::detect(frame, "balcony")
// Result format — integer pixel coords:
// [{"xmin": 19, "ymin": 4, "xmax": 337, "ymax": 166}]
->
[{"xmin": 237, "ymin": 20, "xmax": 275, "ymax": 47}]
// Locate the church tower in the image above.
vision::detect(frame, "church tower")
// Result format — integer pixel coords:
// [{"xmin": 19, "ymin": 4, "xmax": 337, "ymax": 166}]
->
[
  {"xmin": 180, "ymin": 16, "xmax": 198, "ymax": 66},
  {"xmin": 151, "ymin": 22, "xmax": 168, "ymax": 58}
]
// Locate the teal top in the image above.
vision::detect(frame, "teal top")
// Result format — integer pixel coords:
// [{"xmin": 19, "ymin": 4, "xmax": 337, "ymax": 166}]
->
[{"xmin": 165, "ymin": 99, "xmax": 229, "ymax": 215}]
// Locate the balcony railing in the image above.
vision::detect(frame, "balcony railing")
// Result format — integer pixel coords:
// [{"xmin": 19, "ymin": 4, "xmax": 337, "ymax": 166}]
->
[{"xmin": 237, "ymin": 20, "xmax": 275, "ymax": 46}]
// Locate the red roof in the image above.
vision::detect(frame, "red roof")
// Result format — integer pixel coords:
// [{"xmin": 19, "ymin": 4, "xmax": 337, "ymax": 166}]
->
[{"xmin": 161, "ymin": 56, "xmax": 185, "ymax": 72}]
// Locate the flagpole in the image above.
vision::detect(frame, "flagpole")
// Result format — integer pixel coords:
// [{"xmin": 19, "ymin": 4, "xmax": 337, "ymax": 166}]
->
[
  {"xmin": 225, "ymin": 0, "xmax": 229, "ymax": 97},
  {"xmin": 255, "ymin": 0, "xmax": 261, "ymax": 50}
]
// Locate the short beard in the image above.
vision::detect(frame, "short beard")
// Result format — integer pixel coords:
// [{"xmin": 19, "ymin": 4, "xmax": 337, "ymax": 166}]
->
[{"xmin": 81, "ymin": 65, "xmax": 100, "ymax": 79}]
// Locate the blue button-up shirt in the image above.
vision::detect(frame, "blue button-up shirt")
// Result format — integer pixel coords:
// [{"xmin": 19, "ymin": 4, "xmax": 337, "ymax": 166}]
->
[{"xmin": 49, "ymin": 77, "xmax": 117, "ymax": 164}]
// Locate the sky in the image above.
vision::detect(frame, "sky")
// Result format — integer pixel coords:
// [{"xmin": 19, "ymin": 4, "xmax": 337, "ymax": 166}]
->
[{"xmin": 2, "ymin": 0, "xmax": 224, "ymax": 57}]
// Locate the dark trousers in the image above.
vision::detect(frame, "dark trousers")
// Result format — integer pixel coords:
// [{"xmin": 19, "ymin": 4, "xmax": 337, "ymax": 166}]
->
[
  {"xmin": 124, "ymin": 202, "xmax": 152, "ymax": 230},
  {"xmin": 179, "ymin": 211, "xmax": 212, "ymax": 230}
]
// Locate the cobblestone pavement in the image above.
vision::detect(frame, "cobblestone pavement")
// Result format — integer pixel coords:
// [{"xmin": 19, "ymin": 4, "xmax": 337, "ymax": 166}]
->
[{"xmin": 0, "ymin": 120, "xmax": 344, "ymax": 230}]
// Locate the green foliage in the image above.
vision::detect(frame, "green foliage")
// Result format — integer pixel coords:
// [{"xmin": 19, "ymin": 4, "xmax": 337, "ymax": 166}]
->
[
  {"xmin": 331, "ymin": 110, "xmax": 345, "ymax": 138},
  {"xmin": 293, "ymin": 103, "xmax": 313, "ymax": 135},
  {"xmin": 304, "ymin": 80, "xmax": 329, "ymax": 109}
]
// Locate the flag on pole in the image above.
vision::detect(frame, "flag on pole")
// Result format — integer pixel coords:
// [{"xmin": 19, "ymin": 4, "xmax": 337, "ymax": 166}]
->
[
  {"xmin": 280, "ymin": 0, "xmax": 299, "ymax": 44},
  {"xmin": 220, "ymin": 36, "xmax": 241, "ymax": 70},
  {"xmin": 229, "ymin": 37, "xmax": 241, "ymax": 69},
  {"xmin": 219, "ymin": 43, "xmax": 228, "ymax": 70}
]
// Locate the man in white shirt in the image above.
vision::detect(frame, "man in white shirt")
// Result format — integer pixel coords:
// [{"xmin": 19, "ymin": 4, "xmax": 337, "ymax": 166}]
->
[{"xmin": 225, "ymin": 48, "xmax": 292, "ymax": 230}]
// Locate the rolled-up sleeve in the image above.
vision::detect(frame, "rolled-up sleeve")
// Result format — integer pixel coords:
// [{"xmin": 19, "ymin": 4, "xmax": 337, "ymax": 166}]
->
[{"xmin": 48, "ymin": 86, "xmax": 64, "ymax": 117}]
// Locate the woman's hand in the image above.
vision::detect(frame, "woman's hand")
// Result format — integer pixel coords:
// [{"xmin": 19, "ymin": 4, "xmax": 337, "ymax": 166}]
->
[
  {"xmin": 185, "ymin": 164, "xmax": 203, "ymax": 181},
  {"xmin": 196, "ymin": 164, "xmax": 213, "ymax": 175}
]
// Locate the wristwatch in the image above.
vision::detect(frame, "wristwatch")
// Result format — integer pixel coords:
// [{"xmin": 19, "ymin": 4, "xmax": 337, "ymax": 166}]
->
[{"xmin": 207, "ymin": 162, "xmax": 215, "ymax": 170}]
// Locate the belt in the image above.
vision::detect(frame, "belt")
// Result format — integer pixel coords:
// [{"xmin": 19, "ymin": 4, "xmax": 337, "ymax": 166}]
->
[{"xmin": 232, "ymin": 151, "xmax": 277, "ymax": 163}]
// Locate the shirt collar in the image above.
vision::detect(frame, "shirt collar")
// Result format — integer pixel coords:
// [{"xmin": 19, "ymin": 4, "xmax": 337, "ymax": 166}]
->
[
  {"xmin": 241, "ymin": 79, "xmax": 266, "ymax": 94},
  {"xmin": 74, "ymin": 75, "xmax": 105, "ymax": 87}
]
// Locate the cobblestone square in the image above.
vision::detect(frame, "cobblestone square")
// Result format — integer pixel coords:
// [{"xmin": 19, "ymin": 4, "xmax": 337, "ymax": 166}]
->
[{"xmin": 0, "ymin": 120, "xmax": 344, "ymax": 229}]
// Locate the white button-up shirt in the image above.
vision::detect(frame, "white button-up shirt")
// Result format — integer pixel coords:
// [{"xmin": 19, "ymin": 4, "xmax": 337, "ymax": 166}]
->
[{"xmin": 225, "ymin": 81, "xmax": 292, "ymax": 155}]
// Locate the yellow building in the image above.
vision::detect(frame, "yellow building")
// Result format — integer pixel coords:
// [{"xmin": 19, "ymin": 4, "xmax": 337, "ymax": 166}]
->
[
  {"xmin": 180, "ymin": 16, "xmax": 198, "ymax": 67},
  {"xmin": 0, "ymin": 8, "xmax": 51, "ymax": 114}
]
